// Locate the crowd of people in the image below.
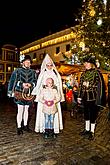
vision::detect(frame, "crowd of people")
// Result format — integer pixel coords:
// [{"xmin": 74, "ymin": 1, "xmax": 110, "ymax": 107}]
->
[{"xmin": 7, "ymin": 53, "xmax": 107, "ymax": 140}]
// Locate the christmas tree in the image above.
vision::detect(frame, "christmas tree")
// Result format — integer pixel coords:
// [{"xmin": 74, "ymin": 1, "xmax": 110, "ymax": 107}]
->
[{"xmin": 70, "ymin": 0, "xmax": 110, "ymax": 70}]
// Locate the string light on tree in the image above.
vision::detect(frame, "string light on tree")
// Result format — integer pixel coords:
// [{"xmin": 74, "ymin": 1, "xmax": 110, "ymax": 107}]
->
[
  {"xmin": 79, "ymin": 41, "xmax": 85, "ymax": 51},
  {"xmin": 81, "ymin": 15, "xmax": 84, "ymax": 22},
  {"xmin": 103, "ymin": 0, "xmax": 107, "ymax": 10},
  {"xmin": 97, "ymin": 18, "xmax": 103, "ymax": 26},
  {"xmin": 89, "ymin": 7, "xmax": 95, "ymax": 17},
  {"xmin": 96, "ymin": 59, "xmax": 100, "ymax": 68},
  {"xmin": 103, "ymin": 42, "xmax": 106, "ymax": 46}
]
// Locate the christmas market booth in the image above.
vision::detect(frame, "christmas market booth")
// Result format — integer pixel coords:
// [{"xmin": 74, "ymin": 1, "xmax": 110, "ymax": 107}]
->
[
  {"xmin": 57, "ymin": 63, "xmax": 84, "ymax": 81},
  {"xmin": 57, "ymin": 63, "xmax": 84, "ymax": 112}
]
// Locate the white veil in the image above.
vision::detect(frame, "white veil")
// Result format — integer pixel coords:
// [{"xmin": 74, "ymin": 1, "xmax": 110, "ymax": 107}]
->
[{"xmin": 32, "ymin": 54, "xmax": 65, "ymax": 102}]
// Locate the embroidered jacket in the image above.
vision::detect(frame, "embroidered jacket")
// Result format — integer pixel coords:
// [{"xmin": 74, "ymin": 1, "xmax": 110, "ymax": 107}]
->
[
  {"xmin": 7, "ymin": 67, "xmax": 37, "ymax": 97},
  {"xmin": 78, "ymin": 68, "xmax": 103, "ymax": 105}
]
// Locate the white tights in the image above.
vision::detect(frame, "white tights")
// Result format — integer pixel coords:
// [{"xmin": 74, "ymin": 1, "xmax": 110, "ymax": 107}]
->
[{"xmin": 17, "ymin": 104, "xmax": 29, "ymax": 128}]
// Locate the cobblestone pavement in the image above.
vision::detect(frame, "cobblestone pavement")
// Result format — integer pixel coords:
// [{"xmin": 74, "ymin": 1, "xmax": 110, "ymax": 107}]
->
[{"xmin": 0, "ymin": 101, "xmax": 110, "ymax": 165}]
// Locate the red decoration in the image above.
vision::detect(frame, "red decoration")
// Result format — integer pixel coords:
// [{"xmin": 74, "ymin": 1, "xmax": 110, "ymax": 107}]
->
[{"xmin": 66, "ymin": 89, "xmax": 73, "ymax": 103}]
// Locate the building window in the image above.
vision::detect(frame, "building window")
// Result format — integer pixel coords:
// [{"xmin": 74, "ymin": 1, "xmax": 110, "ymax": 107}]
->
[
  {"xmin": 56, "ymin": 47, "xmax": 60, "ymax": 54},
  {"xmin": 40, "ymin": 53, "xmax": 45, "ymax": 60},
  {"xmin": 6, "ymin": 51, "xmax": 15, "ymax": 61},
  {"xmin": 0, "ymin": 64, "xmax": 4, "ymax": 72},
  {"xmin": 33, "ymin": 53, "xmax": 36, "ymax": 59},
  {"xmin": 66, "ymin": 44, "xmax": 70, "ymax": 52},
  {"xmin": 8, "ymin": 67, "xmax": 11, "ymax": 72},
  {"xmin": 6, "ymin": 65, "xmax": 12, "ymax": 72}
]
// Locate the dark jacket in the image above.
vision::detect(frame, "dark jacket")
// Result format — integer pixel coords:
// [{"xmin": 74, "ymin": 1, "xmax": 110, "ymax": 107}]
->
[
  {"xmin": 7, "ymin": 67, "xmax": 37, "ymax": 105},
  {"xmin": 78, "ymin": 68, "xmax": 106, "ymax": 106}
]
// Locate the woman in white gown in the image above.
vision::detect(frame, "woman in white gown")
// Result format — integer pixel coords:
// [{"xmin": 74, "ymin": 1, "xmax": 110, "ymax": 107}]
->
[{"xmin": 32, "ymin": 54, "xmax": 65, "ymax": 134}]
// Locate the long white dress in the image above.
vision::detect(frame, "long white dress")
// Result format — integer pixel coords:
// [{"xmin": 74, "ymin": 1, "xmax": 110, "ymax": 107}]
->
[{"xmin": 32, "ymin": 54, "xmax": 65, "ymax": 133}]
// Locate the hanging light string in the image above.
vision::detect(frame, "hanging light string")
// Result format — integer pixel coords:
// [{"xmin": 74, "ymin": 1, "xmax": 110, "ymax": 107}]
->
[{"xmin": 103, "ymin": 0, "xmax": 107, "ymax": 11}]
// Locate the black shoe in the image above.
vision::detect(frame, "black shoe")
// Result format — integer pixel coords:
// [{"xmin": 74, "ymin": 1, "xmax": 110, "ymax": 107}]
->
[
  {"xmin": 48, "ymin": 129, "xmax": 54, "ymax": 138},
  {"xmin": 80, "ymin": 130, "xmax": 90, "ymax": 136},
  {"xmin": 17, "ymin": 128, "xmax": 23, "ymax": 135},
  {"xmin": 52, "ymin": 133, "xmax": 57, "ymax": 139},
  {"xmin": 43, "ymin": 133, "xmax": 49, "ymax": 139},
  {"xmin": 23, "ymin": 126, "xmax": 32, "ymax": 132},
  {"xmin": 88, "ymin": 132, "xmax": 94, "ymax": 140}
]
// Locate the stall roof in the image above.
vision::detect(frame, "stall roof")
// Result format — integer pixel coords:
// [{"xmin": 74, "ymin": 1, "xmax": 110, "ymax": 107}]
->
[
  {"xmin": 57, "ymin": 63, "xmax": 110, "ymax": 76},
  {"xmin": 57, "ymin": 64, "xmax": 84, "ymax": 75}
]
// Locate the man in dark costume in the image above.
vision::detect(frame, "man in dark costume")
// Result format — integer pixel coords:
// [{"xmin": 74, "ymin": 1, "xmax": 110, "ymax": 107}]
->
[
  {"xmin": 77, "ymin": 55, "xmax": 106, "ymax": 140},
  {"xmin": 7, "ymin": 55, "xmax": 37, "ymax": 135}
]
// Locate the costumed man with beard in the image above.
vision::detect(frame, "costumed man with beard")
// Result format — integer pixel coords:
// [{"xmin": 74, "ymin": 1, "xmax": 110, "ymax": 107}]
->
[
  {"xmin": 77, "ymin": 55, "xmax": 106, "ymax": 140},
  {"xmin": 32, "ymin": 54, "xmax": 65, "ymax": 138},
  {"xmin": 7, "ymin": 55, "xmax": 37, "ymax": 135}
]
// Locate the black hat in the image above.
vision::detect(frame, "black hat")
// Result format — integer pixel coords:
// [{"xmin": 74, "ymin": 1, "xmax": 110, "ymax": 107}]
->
[
  {"xmin": 20, "ymin": 55, "xmax": 32, "ymax": 63},
  {"xmin": 83, "ymin": 55, "xmax": 96, "ymax": 65}
]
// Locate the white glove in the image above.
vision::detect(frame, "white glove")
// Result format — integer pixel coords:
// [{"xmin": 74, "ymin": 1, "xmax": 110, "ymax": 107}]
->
[
  {"xmin": 77, "ymin": 98, "xmax": 82, "ymax": 104},
  {"xmin": 7, "ymin": 92, "xmax": 14, "ymax": 98}
]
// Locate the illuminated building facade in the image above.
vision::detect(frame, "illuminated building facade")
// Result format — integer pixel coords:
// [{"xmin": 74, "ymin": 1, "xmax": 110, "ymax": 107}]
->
[
  {"xmin": 0, "ymin": 44, "xmax": 19, "ymax": 84},
  {"xmin": 20, "ymin": 27, "xmax": 77, "ymax": 68}
]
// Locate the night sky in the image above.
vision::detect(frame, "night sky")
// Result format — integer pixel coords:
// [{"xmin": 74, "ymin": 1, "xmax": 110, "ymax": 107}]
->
[{"xmin": 0, "ymin": 0, "xmax": 82, "ymax": 48}]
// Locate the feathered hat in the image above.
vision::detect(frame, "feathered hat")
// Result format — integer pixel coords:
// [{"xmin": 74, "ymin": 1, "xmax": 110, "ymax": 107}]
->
[{"xmin": 19, "ymin": 54, "xmax": 32, "ymax": 63}]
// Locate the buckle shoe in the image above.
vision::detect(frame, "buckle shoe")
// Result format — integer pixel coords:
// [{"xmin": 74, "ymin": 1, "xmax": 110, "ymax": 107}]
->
[
  {"xmin": 88, "ymin": 132, "xmax": 94, "ymax": 140},
  {"xmin": 23, "ymin": 126, "xmax": 32, "ymax": 132},
  {"xmin": 80, "ymin": 130, "xmax": 90, "ymax": 136},
  {"xmin": 17, "ymin": 128, "xmax": 23, "ymax": 135}
]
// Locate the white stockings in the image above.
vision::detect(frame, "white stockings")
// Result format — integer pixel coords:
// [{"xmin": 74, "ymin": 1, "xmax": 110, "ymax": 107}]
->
[
  {"xmin": 85, "ymin": 120, "xmax": 95, "ymax": 133},
  {"xmin": 85, "ymin": 120, "xmax": 90, "ymax": 131},
  {"xmin": 17, "ymin": 104, "xmax": 29, "ymax": 128}
]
